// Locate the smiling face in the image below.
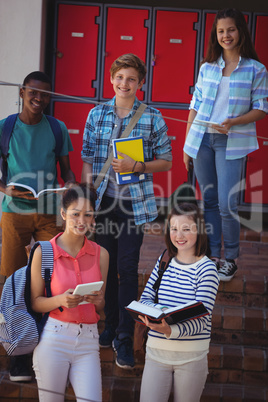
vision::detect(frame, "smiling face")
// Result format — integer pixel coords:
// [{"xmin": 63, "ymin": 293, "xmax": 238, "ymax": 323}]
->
[
  {"xmin": 61, "ymin": 197, "xmax": 94, "ymax": 237},
  {"xmin": 110, "ymin": 67, "xmax": 144, "ymax": 102},
  {"xmin": 216, "ymin": 17, "xmax": 240, "ymax": 54},
  {"xmin": 20, "ymin": 79, "xmax": 51, "ymax": 116},
  {"xmin": 169, "ymin": 215, "xmax": 198, "ymax": 259}
]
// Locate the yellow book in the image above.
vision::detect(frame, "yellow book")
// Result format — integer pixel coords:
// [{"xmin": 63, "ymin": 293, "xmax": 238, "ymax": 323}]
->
[{"xmin": 112, "ymin": 136, "xmax": 146, "ymax": 184}]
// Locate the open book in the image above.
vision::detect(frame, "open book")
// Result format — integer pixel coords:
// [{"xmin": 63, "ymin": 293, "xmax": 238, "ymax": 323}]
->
[
  {"xmin": 112, "ymin": 136, "xmax": 147, "ymax": 185},
  {"xmin": 125, "ymin": 300, "xmax": 208, "ymax": 325},
  {"xmin": 7, "ymin": 182, "xmax": 67, "ymax": 199}
]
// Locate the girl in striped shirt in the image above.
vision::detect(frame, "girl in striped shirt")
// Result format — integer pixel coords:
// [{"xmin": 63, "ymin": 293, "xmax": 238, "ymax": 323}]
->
[{"xmin": 139, "ymin": 203, "xmax": 219, "ymax": 402}]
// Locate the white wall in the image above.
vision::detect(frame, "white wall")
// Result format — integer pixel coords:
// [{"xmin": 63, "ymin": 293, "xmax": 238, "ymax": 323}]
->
[
  {"xmin": 0, "ymin": 0, "xmax": 45, "ymax": 119},
  {"xmin": 0, "ymin": 0, "xmax": 45, "ymax": 217}
]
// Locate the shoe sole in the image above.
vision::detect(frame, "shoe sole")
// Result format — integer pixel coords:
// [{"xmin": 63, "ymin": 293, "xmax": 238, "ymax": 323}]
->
[
  {"xmin": 218, "ymin": 272, "xmax": 237, "ymax": 282},
  {"xmin": 115, "ymin": 359, "xmax": 134, "ymax": 370},
  {"xmin": 99, "ymin": 343, "xmax": 112, "ymax": 348},
  {"xmin": 9, "ymin": 375, "xmax": 32, "ymax": 382}
]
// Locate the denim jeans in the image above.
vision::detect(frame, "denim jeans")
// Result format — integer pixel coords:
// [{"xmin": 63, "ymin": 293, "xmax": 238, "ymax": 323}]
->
[
  {"xmin": 95, "ymin": 195, "xmax": 144, "ymax": 337},
  {"xmin": 193, "ymin": 133, "xmax": 244, "ymax": 260}
]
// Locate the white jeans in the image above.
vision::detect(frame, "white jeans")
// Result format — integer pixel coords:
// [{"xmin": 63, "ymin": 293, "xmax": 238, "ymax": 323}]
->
[
  {"xmin": 33, "ymin": 317, "xmax": 102, "ymax": 402},
  {"xmin": 140, "ymin": 354, "xmax": 208, "ymax": 402}
]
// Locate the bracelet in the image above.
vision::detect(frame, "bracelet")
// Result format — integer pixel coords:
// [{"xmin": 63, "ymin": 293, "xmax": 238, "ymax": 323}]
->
[
  {"xmin": 132, "ymin": 160, "xmax": 138, "ymax": 173},
  {"xmin": 139, "ymin": 161, "xmax": 146, "ymax": 174}
]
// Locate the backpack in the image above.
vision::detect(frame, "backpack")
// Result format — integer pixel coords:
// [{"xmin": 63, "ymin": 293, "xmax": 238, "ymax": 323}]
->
[
  {"xmin": 0, "ymin": 241, "xmax": 61, "ymax": 356},
  {"xmin": 0, "ymin": 113, "xmax": 63, "ymax": 184}
]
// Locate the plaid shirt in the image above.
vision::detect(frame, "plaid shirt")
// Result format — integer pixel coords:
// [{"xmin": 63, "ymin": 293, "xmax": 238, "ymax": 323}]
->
[
  {"xmin": 184, "ymin": 56, "xmax": 268, "ymax": 160},
  {"xmin": 81, "ymin": 97, "xmax": 172, "ymax": 225}
]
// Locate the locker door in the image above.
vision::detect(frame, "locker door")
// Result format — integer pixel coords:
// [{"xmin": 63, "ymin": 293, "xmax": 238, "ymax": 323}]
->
[
  {"xmin": 150, "ymin": 10, "xmax": 200, "ymax": 105},
  {"xmin": 54, "ymin": 4, "xmax": 101, "ymax": 98},
  {"xmin": 53, "ymin": 102, "xmax": 95, "ymax": 182},
  {"xmin": 253, "ymin": 15, "xmax": 268, "ymax": 70},
  {"xmin": 153, "ymin": 108, "xmax": 188, "ymax": 199},
  {"xmin": 244, "ymin": 117, "xmax": 268, "ymax": 205},
  {"xmin": 243, "ymin": 14, "xmax": 268, "ymax": 206},
  {"xmin": 101, "ymin": 6, "xmax": 151, "ymax": 101}
]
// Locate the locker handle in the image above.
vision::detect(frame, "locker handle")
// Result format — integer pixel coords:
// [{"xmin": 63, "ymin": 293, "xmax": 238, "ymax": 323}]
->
[
  {"xmin": 56, "ymin": 49, "xmax": 64, "ymax": 59},
  {"xmin": 263, "ymin": 141, "xmax": 268, "ymax": 146},
  {"xmin": 168, "ymin": 136, "xmax": 176, "ymax": 141}
]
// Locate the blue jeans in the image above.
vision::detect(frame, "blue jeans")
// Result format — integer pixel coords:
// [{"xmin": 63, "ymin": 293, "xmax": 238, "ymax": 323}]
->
[
  {"xmin": 95, "ymin": 195, "xmax": 144, "ymax": 337},
  {"xmin": 193, "ymin": 133, "xmax": 244, "ymax": 260}
]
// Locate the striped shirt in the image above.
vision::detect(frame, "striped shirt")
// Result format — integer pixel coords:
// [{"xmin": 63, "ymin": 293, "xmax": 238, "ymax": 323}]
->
[
  {"xmin": 184, "ymin": 55, "xmax": 268, "ymax": 160},
  {"xmin": 81, "ymin": 97, "xmax": 172, "ymax": 225},
  {"xmin": 140, "ymin": 255, "xmax": 219, "ymax": 350}
]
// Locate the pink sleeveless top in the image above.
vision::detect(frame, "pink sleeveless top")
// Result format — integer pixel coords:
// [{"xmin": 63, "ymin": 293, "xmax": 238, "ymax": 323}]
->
[{"xmin": 49, "ymin": 233, "xmax": 102, "ymax": 324}]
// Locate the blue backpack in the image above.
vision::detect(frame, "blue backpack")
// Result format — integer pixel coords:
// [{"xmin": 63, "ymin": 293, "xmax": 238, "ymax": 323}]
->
[
  {"xmin": 0, "ymin": 241, "xmax": 62, "ymax": 356},
  {"xmin": 0, "ymin": 113, "xmax": 63, "ymax": 184}
]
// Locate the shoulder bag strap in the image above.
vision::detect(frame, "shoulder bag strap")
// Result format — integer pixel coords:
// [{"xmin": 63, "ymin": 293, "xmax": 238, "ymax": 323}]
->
[
  {"xmin": 153, "ymin": 249, "xmax": 172, "ymax": 304},
  {"xmin": 93, "ymin": 103, "xmax": 147, "ymax": 190}
]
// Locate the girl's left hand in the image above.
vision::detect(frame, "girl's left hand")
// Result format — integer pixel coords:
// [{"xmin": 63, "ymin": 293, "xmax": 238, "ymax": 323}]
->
[
  {"xmin": 83, "ymin": 290, "xmax": 104, "ymax": 308},
  {"xmin": 138, "ymin": 315, "xmax": 171, "ymax": 337},
  {"xmin": 111, "ymin": 152, "xmax": 134, "ymax": 173},
  {"xmin": 212, "ymin": 118, "xmax": 232, "ymax": 135}
]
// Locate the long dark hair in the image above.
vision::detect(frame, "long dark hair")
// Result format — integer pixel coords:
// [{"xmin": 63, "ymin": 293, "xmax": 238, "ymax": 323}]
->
[
  {"xmin": 203, "ymin": 8, "xmax": 259, "ymax": 64},
  {"xmin": 165, "ymin": 203, "xmax": 208, "ymax": 258}
]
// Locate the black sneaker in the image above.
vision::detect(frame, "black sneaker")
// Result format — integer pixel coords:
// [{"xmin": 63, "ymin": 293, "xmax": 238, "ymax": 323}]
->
[
  {"xmin": 112, "ymin": 336, "xmax": 135, "ymax": 369},
  {"xmin": 218, "ymin": 259, "xmax": 238, "ymax": 281},
  {"xmin": 99, "ymin": 326, "xmax": 116, "ymax": 348},
  {"xmin": 9, "ymin": 355, "xmax": 32, "ymax": 382}
]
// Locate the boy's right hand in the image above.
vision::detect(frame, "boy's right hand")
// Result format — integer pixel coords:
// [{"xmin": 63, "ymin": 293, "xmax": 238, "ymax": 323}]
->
[{"xmin": 5, "ymin": 185, "xmax": 34, "ymax": 199}]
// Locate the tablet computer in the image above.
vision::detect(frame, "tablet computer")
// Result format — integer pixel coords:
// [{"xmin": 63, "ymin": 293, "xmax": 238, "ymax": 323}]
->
[
  {"xmin": 73, "ymin": 281, "xmax": 104, "ymax": 304},
  {"xmin": 195, "ymin": 119, "xmax": 222, "ymax": 127}
]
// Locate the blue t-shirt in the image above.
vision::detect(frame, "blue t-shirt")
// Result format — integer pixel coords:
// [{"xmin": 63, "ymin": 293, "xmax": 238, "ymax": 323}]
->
[{"xmin": 0, "ymin": 114, "xmax": 73, "ymax": 214}]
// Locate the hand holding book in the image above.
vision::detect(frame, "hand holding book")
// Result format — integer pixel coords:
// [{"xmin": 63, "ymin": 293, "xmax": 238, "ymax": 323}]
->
[
  {"xmin": 6, "ymin": 182, "xmax": 67, "ymax": 200},
  {"xmin": 125, "ymin": 300, "xmax": 208, "ymax": 325}
]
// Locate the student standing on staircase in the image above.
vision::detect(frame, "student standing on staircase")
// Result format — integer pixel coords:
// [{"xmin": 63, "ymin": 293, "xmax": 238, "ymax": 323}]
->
[
  {"xmin": 183, "ymin": 8, "xmax": 268, "ymax": 281},
  {"xmin": 139, "ymin": 203, "xmax": 219, "ymax": 402},
  {"xmin": 0, "ymin": 71, "xmax": 75, "ymax": 382},
  {"xmin": 81, "ymin": 54, "xmax": 172, "ymax": 369}
]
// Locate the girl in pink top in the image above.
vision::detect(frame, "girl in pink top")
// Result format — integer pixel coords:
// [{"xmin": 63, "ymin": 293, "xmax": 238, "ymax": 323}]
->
[{"xmin": 31, "ymin": 183, "xmax": 109, "ymax": 402}]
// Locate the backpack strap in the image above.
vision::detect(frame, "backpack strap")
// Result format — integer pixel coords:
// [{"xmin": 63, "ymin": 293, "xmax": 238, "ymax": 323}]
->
[
  {"xmin": 29, "ymin": 241, "xmax": 63, "ymax": 312},
  {"xmin": 0, "ymin": 114, "xmax": 19, "ymax": 184},
  {"xmin": 152, "ymin": 249, "xmax": 173, "ymax": 304},
  {"xmin": 45, "ymin": 115, "xmax": 63, "ymax": 158}
]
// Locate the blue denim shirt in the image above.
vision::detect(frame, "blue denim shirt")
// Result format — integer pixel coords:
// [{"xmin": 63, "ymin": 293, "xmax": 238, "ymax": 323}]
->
[
  {"xmin": 184, "ymin": 55, "xmax": 268, "ymax": 160},
  {"xmin": 81, "ymin": 97, "xmax": 172, "ymax": 225}
]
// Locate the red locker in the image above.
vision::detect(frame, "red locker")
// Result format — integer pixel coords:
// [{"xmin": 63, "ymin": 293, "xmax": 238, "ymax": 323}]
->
[
  {"xmin": 153, "ymin": 108, "xmax": 188, "ymax": 199},
  {"xmin": 244, "ymin": 15, "xmax": 268, "ymax": 205},
  {"xmin": 254, "ymin": 15, "xmax": 268, "ymax": 70},
  {"xmin": 54, "ymin": 4, "xmax": 101, "ymax": 98},
  {"xmin": 244, "ymin": 117, "xmax": 268, "ymax": 205},
  {"xmin": 150, "ymin": 10, "xmax": 199, "ymax": 104},
  {"xmin": 101, "ymin": 6, "xmax": 150, "ymax": 100},
  {"xmin": 53, "ymin": 102, "xmax": 95, "ymax": 182}
]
